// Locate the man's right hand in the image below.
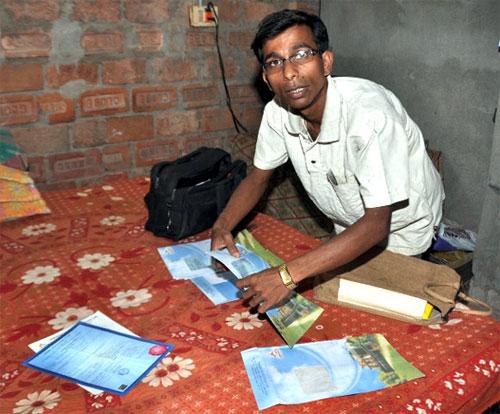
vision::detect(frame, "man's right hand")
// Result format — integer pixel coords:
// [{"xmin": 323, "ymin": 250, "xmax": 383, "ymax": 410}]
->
[{"xmin": 210, "ymin": 225, "xmax": 240, "ymax": 257}]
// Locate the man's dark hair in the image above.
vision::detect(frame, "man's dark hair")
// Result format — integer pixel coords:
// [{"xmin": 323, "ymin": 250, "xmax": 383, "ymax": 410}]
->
[{"xmin": 251, "ymin": 9, "xmax": 329, "ymax": 63}]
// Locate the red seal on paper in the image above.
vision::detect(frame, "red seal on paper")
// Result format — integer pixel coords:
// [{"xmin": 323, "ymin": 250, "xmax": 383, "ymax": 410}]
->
[{"xmin": 149, "ymin": 345, "xmax": 167, "ymax": 355}]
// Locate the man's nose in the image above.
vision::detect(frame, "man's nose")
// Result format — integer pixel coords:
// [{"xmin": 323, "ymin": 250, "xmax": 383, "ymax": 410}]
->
[{"xmin": 282, "ymin": 60, "xmax": 298, "ymax": 80}]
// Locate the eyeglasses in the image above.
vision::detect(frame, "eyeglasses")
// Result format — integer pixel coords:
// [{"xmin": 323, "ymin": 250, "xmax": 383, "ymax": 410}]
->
[{"xmin": 262, "ymin": 48, "xmax": 320, "ymax": 73}]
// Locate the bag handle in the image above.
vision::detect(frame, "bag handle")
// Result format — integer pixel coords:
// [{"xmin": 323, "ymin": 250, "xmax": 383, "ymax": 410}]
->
[{"xmin": 423, "ymin": 283, "xmax": 493, "ymax": 316}]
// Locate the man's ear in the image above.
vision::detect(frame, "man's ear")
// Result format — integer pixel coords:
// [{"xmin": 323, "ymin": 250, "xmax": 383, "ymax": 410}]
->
[
  {"xmin": 262, "ymin": 71, "xmax": 273, "ymax": 91},
  {"xmin": 322, "ymin": 50, "xmax": 334, "ymax": 77}
]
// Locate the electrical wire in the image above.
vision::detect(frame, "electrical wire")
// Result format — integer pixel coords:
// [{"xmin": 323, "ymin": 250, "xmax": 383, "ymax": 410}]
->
[{"xmin": 207, "ymin": 2, "xmax": 248, "ymax": 134}]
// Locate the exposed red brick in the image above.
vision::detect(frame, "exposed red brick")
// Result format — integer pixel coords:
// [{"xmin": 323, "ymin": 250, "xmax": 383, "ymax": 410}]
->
[
  {"xmin": 218, "ymin": 0, "xmax": 241, "ymax": 24},
  {"xmin": 243, "ymin": 2, "xmax": 277, "ymax": 22},
  {"xmin": 73, "ymin": 119, "xmax": 107, "ymax": 148},
  {"xmin": 187, "ymin": 31, "xmax": 216, "ymax": 48},
  {"xmin": 134, "ymin": 139, "xmax": 181, "ymax": 167},
  {"xmin": 3, "ymin": 0, "xmax": 60, "ymax": 22},
  {"xmin": 132, "ymin": 86, "xmax": 176, "ymax": 112},
  {"xmin": 228, "ymin": 31, "xmax": 255, "ymax": 49},
  {"xmin": 181, "ymin": 84, "xmax": 219, "ymax": 109},
  {"xmin": 155, "ymin": 58, "xmax": 197, "ymax": 82},
  {"xmin": 106, "ymin": 115, "xmax": 154, "ymax": 143},
  {"xmin": 26, "ymin": 156, "xmax": 47, "ymax": 183},
  {"xmin": 156, "ymin": 111, "xmax": 199, "ymax": 136},
  {"xmin": 12, "ymin": 124, "xmax": 70, "ymax": 154},
  {"xmin": 124, "ymin": 0, "xmax": 169, "ymax": 23},
  {"xmin": 228, "ymin": 84, "xmax": 261, "ymax": 104},
  {"xmin": 206, "ymin": 54, "xmax": 238, "ymax": 79},
  {"xmin": 37, "ymin": 93, "xmax": 75, "ymax": 124},
  {"xmin": 80, "ymin": 88, "xmax": 129, "ymax": 117},
  {"xmin": 46, "ymin": 63, "xmax": 98, "ymax": 88},
  {"xmin": 183, "ymin": 136, "xmax": 225, "ymax": 154},
  {"xmin": 0, "ymin": 95, "xmax": 37, "ymax": 126},
  {"xmin": 240, "ymin": 104, "xmax": 264, "ymax": 133},
  {"xmin": 81, "ymin": 31, "xmax": 124, "ymax": 54},
  {"xmin": 103, "ymin": 59, "xmax": 147, "ymax": 85},
  {"xmin": 201, "ymin": 107, "xmax": 233, "ymax": 132},
  {"xmin": 102, "ymin": 144, "xmax": 130, "ymax": 171},
  {"xmin": 73, "ymin": 0, "xmax": 120, "ymax": 22},
  {"xmin": 0, "ymin": 63, "xmax": 43, "ymax": 93},
  {"xmin": 1, "ymin": 30, "xmax": 51, "ymax": 58},
  {"xmin": 135, "ymin": 28, "xmax": 163, "ymax": 51},
  {"xmin": 49, "ymin": 150, "xmax": 103, "ymax": 181}
]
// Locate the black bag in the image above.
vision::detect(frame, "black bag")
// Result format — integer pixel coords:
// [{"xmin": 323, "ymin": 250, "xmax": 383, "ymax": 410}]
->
[{"xmin": 144, "ymin": 147, "xmax": 246, "ymax": 240}]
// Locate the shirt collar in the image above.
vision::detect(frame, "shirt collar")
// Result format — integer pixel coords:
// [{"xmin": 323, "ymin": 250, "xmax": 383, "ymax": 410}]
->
[{"xmin": 283, "ymin": 77, "xmax": 341, "ymax": 143}]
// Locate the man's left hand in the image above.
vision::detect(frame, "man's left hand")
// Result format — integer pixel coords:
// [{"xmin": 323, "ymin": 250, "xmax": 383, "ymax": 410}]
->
[{"xmin": 235, "ymin": 268, "xmax": 293, "ymax": 313}]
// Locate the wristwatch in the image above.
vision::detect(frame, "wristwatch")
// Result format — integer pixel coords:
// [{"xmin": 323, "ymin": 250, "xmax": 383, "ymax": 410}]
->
[{"xmin": 278, "ymin": 264, "xmax": 297, "ymax": 290}]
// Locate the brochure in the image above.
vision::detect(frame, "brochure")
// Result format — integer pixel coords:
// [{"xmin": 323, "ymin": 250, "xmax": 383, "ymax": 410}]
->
[
  {"xmin": 212, "ymin": 231, "xmax": 324, "ymax": 347},
  {"xmin": 28, "ymin": 311, "xmax": 137, "ymax": 395},
  {"xmin": 23, "ymin": 322, "xmax": 174, "ymax": 396},
  {"xmin": 157, "ymin": 240, "xmax": 241, "ymax": 305},
  {"xmin": 158, "ymin": 231, "xmax": 323, "ymax": 347},
  {"xmin": 241, "ymin": 333, "xmax": 425, "ymax": 410}
]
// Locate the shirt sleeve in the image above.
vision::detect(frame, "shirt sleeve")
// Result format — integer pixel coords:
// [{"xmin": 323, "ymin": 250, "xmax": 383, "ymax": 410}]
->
[
  {"xmin": 253, "ymin": 102, "xmax": 289, "ymax": 170},
  {"xmin": 346, "ymin": 109, "xmax": 410, "ymax": 208}
]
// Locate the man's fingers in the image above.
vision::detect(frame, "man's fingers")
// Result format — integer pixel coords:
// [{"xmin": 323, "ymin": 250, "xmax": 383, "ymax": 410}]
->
[{"xmin": 226, "ymin": 241, "xmax": 240, "ymax": 258}]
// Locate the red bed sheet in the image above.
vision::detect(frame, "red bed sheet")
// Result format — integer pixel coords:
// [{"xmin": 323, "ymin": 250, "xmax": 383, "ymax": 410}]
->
[{"xmin": 1, "ymin": 177, "xmax": 498, "ymax": 414}]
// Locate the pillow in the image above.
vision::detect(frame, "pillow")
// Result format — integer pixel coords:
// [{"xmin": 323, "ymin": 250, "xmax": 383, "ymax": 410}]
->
[{"xmin": 0, "ymin": 164, "xmax": 50, "ymax": 222}]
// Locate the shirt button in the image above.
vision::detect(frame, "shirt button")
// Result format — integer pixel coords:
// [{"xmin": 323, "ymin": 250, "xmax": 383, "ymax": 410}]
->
[{"xmin": 311, "ymin": 160, "xmax": 316, "ymax": 164}]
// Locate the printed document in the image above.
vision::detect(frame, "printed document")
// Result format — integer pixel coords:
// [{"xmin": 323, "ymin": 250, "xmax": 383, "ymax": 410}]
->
[{"xmin": 24, "ymin": 322, "xmax": 173, "ymax": 396}]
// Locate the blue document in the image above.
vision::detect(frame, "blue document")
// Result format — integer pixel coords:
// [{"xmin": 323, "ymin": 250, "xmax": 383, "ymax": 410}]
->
[{"xmin": 23, "ymin": 322, "xmax": 174, "ymax": 396}]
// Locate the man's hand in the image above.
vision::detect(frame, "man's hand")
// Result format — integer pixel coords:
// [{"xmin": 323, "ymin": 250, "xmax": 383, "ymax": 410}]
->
[
  {"xmin": 210, "ymin": 226, "xmax": 240, "ymax": 257},
  {"xmin": 236, "ymin": 268, "xmax": 293, "ymax": 313}
]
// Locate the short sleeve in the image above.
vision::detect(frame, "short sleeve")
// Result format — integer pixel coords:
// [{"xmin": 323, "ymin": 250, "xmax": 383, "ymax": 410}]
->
[
  {"xmin": 346, "ymin": 110, "xmax": 410, "ymax": 208},
  {"xmin": 253, "ymin": 102, "xmax": 289, "ymax": 170}
]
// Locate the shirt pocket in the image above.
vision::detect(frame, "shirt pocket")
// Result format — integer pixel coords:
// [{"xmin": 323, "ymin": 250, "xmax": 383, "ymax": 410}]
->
[{"xmin": 327, "ymin": 175, "xmax": 365, "ymax": 224}]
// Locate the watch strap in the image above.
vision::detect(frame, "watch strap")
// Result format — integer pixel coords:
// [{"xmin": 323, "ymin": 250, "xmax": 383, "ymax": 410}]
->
[{"xmin": 278, "ymin": 263, "xmax": 297, "ymax": 290}]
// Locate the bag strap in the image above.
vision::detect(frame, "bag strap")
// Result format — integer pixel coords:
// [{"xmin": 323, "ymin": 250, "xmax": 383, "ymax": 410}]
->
[
  {"xmin": 455, "ymin": 292, "xmax": 493, "ymax": 316},
  {"xmin": 423, "ymin": 283, "xmax": 493, "ymax": 316}
]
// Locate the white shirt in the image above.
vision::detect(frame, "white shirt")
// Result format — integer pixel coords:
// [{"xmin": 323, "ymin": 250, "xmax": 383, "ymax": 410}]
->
[{"xmin": 254, "ymin": 77, "xmax": 445, "ymax": 255}]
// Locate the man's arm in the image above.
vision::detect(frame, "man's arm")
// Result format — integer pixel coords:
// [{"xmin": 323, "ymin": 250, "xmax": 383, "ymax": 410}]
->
[
  {"xmin": 237, "ymin": 205, "xmax": 393, "ymax": 312},
  {"xmin": 211, "ymin": 166, "xmax": 274, "ymax": 255}
]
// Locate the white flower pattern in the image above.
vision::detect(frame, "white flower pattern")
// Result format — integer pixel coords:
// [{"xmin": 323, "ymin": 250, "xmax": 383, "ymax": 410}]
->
[
  {"xmin": 21, "ymin": 265, "xmax": 61, "ymax": 285},
  {"xmin": 13, "ymin": 389, "xmax": 61, "ymax": 414},
  {"xmin": 110, "ymin": 289, "xmax": 152, "ymax": 309},
  {"xmin": 22, "ymin": 223, "xmax": 56, "ymax": 237},
  {"xmin": 48, "ymin": 306, "xmax": 94, "ymax": 330},
  {"xmin": 142, "ymin": 356, "xmax": 195, "ymax": 387},
  {"xmin": 225, "ymin": 311, "xmax": 263, "ymax": 330},
  {"xmin": 77, "ymin": 253, "xmax": 115, "ymax": 270},
  {"xmin": 99, "ymin": 216, "xmax": 125, "ymax": 226}
]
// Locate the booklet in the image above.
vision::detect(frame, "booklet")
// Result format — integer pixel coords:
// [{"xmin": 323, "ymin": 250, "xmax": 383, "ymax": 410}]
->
[
  {"xmin": 241, "ymin": 333, "xmax": 425, "ymax": 410},
  {"xmin": 28, "ymin": 311, "xmax": 138, "ymax": 395},
  {"xmin": 23, "ymin": 322, "xmax": 174, "ymax": 396},
  {"xmin": 157, "ymin": 240, "xmax": 241, "ymax": 305},
  {"xmin": 211, "ymin": 231, "xmax": 324, "ymax": 348},
  {"xmin": 157, "ymin": 231, "xmax": 323, "ymax": 347}
]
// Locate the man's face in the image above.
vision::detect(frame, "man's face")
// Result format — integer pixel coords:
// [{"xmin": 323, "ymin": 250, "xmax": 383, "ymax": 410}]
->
[{"xmin": 261, "ymin": 25, "xmax": 333, "ymax": 117}]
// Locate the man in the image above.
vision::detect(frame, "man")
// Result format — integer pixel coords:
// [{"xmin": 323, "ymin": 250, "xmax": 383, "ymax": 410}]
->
[{"xmin": 211, "ymin": 9, "xmax": 444, "ymax": 313}]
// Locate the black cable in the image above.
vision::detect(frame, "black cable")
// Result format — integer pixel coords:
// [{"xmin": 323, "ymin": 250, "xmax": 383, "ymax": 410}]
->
[{"xmin": 207, "ymin": 2, "xmax": 248, "ymax": 134}]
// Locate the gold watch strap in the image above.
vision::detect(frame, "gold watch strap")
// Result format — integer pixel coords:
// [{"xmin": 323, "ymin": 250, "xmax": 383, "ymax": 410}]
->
[{"xmin": 278, "ymin": 264, "xmax": 297, "ymax": 290}]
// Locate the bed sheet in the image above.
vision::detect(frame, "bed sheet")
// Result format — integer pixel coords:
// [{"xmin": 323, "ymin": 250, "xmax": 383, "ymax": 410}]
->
[{"xmin": 1, "ymin": 177, "xmax": 498, "ymax": 413}]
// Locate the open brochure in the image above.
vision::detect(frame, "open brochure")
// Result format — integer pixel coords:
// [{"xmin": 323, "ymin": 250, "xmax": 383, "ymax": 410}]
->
[
  {"xmin": 241, "ymin": 333, "xmax": 425, "ymax": 410},
  {"xmin": 157, "ymin": 230, "xmax": 323, "ymax": 347}
]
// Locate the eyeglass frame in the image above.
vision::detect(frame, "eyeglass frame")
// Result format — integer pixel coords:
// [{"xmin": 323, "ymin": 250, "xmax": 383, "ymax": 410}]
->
[{"xmin": 262, "ymin": 48, "xmax": 321, "ymax": 73}]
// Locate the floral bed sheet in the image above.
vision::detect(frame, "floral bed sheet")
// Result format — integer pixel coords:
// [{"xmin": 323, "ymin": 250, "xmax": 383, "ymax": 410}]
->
[{"xmin": 0, "ymin": 177, "xmax": 498, "ymax": 414}]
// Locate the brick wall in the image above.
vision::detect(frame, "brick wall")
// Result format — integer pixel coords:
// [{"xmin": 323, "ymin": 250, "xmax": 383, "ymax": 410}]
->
[{"xmin": 0, "ymin": 0, "xmax": 319, "ymax": 189}]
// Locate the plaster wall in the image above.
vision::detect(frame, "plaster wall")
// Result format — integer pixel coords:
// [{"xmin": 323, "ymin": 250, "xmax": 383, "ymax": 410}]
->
[{"xmin": 321, "ymin": 0, "xmax": 500, "ymax": 232}]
